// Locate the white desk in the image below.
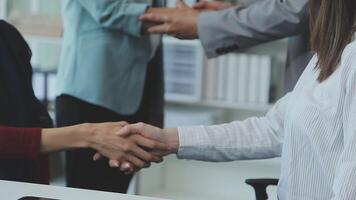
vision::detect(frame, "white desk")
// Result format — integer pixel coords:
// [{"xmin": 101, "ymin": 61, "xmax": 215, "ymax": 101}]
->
[{"xmin": 0, "ymin": 180, "xmax": 169, "ymax": 200}]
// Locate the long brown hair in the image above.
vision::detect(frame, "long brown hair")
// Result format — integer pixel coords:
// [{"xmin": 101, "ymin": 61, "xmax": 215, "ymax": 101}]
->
[{"xmin": 310, "ymin": 0, "xmax": 356, "ymax": 82}]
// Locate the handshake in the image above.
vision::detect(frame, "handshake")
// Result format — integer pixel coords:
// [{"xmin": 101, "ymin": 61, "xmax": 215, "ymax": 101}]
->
[
  {"xmin": 140, "ymin": 0, "xmax": 234, "ymax": 39},
  {"xmin": 81, "ymin": 122, "xmax": 179, "ymax": 174}
]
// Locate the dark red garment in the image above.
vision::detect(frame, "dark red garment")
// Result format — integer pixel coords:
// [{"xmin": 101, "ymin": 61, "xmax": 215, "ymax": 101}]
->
[{"xmin": 0, "ymin": 126, "xmax": 49, "ymax": 184}]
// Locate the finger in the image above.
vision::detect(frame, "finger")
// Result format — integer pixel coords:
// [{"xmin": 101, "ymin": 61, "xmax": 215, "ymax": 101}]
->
[
  {"xmin": 129, "ymin": 144, "xmax": 156, "ymax": 162},
  {"xmin": 121, "ymin": 161, "xmax": 134, "ymax": 172},
  {"xmin": 140, "ymin": 13, "xmax": 169, "ymax": 24},
  {"xmin": 176, "ymin": 0, "xmax": 189, "ymax": 9},
  {"xmin": 117, "ymin": 121, "xmax": 129, "ymax": 127},
  {"xmin": 93, "ymin": 153, "xmax": 103, "ymax": 161},
  {"xmin": 109, "ymin": 160, "xmax": 120, "ymax": 168},
  {"xmin": 152, "ymin": 156, "xmax": 164, "ymax": 163},
  {"xmin": 124, "ymin": 154, "xmax": 146, "ymax": 169},
  {"xmin": 148, "ymin": 24, "xmax": 172, "ymax": 34},
  {"xmin": 193, "ymin": 0, "xmax": 208, "ymax": 9},
  {"xmin": 132, "ymin": 135, "xmax": 169, "ymax": 151}
]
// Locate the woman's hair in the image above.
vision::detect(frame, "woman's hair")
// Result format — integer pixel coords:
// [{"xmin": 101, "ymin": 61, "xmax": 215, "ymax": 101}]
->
[{"xmin": 310, "ymin": 0, "xmax": 356, "ymax": 82}]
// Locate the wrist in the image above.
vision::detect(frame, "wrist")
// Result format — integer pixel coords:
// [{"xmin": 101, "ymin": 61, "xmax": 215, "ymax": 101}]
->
[
  {"xmin": 65, "ymin": 123, "xmax": 94, "ymax": 149},
  {"xmin": 162, "ymin": 128, "xmax": 180, "ymax": 153}
]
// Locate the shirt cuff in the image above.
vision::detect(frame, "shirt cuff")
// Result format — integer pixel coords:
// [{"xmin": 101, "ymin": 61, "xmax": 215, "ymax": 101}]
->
[{"xmin": 177, "ymin": 125, "xmax": 206, "ymax": 159}]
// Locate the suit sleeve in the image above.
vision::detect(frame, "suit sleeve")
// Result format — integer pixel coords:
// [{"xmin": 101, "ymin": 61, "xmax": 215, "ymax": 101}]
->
[
  {"xmin": 0, "ymin": 126, "xmax": 42, "ymax": 160},
  {"xmin": 77, "ymin": 0, "xmax": 150, "ymax": 37},
  {"xmin": 197, "ymin": 0, "xmax": 309, "ymax": 58}
]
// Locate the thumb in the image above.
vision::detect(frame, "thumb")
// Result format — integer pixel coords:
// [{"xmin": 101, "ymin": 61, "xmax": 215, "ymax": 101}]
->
[
  {"xmin": 116, "ymin": 123, "xmax": 144, "ymax": 137},
  {"xmin": 176, "ymin": 0, "xmax": 189, "ymax": 9},
  {"xmin": 193, "ymin": 0, "xmax": 208, "ymax": 9},
  {"xmin": 116, "ymin": 125, "xmax": 132, "ymax": 137}
]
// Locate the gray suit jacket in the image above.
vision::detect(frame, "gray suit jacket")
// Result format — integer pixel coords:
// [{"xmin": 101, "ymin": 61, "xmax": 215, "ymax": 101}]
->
[{"xmin": 197, "ymin": 0, "xmax": 312, "ymax": 92}]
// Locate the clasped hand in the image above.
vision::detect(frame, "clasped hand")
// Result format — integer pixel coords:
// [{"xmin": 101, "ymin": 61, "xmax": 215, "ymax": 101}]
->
[
  {"xmin": 89, "ymin": 122, "xmax": 178, "ymax": 174},
  {"xmin": 140, "ymin": 0, "xmax": 234, "ymax": 39}
]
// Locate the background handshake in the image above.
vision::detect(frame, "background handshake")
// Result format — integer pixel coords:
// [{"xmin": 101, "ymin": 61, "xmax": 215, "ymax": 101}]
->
[
  {"xmin": 81, "ymin": 122, "xmax": 179, "ymax": 175},
  {"xmin": 141, "ymin": 0, "xmax": 235, "ymax": 39}
]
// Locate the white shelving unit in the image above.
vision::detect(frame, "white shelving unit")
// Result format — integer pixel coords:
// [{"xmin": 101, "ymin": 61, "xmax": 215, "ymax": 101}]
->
[{"xmin": 166, "ymin": 98, "xmax": 273, "ymax": 112}]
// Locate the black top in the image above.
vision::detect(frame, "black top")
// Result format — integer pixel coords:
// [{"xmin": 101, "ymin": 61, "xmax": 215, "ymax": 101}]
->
[{"xmin": 0, "ymin": 20, "xmax": 52, "ymax": 183}]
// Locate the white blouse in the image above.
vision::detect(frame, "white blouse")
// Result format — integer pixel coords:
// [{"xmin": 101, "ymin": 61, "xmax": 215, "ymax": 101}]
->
[{"xmin": 177, "ymin": 40, "xmax": 356, "ymax": 200}]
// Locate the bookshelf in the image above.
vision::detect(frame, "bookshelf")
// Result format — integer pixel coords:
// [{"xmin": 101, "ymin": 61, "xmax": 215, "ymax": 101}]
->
[{"xmin": 166, "ymin": 98, "xmax": 273, "ymax": 112}]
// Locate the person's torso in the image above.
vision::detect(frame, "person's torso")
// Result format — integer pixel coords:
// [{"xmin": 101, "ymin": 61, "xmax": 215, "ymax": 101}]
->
[
  {"xmin": 278, "ymin": 41, "xmax": 356, "ymax": 199},
  {"xmin": 57, "ymin": 0, "xmax": 154, "ymax": 115},
  {"xmin": 0, "ymin": 20, "xmax": 51, "ymax": 184}
]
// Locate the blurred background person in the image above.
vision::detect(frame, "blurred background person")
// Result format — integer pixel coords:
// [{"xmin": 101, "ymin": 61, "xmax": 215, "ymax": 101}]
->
[
  {"xmin": 141, "ymin": 0, "xmax": 310, "ymax": 92},
  {"xmin": 55, "ymin": 0, "xmax": 164, "ymax": 193}
]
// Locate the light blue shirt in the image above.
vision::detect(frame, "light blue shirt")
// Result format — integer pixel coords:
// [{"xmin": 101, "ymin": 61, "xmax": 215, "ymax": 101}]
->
[{"xmin": 57, "ymin": 0, "xmax": 153, "ymax": 115}]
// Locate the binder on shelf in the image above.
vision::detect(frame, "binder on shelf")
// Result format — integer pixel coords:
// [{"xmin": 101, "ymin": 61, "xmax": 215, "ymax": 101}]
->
[
  {"xmin": 163, "ymin": 36, "xmax": 204, "ymax": 102},
  {"xmin": 47, "ymin": 73, "xmax": 57, "ymax": 102},
  {"xmin": 217, "ymin": 56, "xmax": 227, "ymax": 101},
  {"xmin": 0, "ymin": 0, "xmax": 7, "ymax": 19},
  {"xmin": 237, "ymin": 54, "xmax": 249, "ymax": 103},
  {"xmin": 32, "ymin": 72, "xmax": 46, "ymax": 100},
  {"xmin": 258, "ymin": 56, "xmax": 272, "ymax": 104},
  {"xmin": 204, "ymin": 58, "xmax": 218, "ymax": 101},
  {"xmin": 248, "ymin": 55, "xmax": 260, "ymax": 104},
  {"xmin": 226, "ymin": 54, "xmax": 238, "ymax": 103}
]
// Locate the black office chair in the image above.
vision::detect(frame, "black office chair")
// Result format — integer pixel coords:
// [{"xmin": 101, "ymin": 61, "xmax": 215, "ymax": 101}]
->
[{"xmin": 245, "ymin": 178, "xmax": 279, "ymax": 200}]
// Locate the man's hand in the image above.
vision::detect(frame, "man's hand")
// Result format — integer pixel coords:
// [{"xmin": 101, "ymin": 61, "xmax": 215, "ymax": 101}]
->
[
  {"xmin": 87, "ymin": 122, "xmax": 168, "ymax": 172},
  {"xmin": 103, "ymin": 122, "xmax": 180, "ymax": 174},
  {"xmin": 140, "ymin": 0, "xmax": 199, "ymax": 39},
  {"xmin": 193, "ymin": 0, "xmax": 233, "ymax": 11}
]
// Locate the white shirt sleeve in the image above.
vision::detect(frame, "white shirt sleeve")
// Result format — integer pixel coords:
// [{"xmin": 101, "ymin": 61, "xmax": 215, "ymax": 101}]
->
[
  {"xmin": 177, "ymin": 92, "xmax": 291, "ymax": 162},
  {"xmin": 332, "ymin": 47, "xmax": 356, "ymax": 200}
]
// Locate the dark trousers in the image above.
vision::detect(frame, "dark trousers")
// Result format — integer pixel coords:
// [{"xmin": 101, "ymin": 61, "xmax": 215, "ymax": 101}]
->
[{"xmin": 55, "ymin": 48, "xmax": 164, "ymax": 193}]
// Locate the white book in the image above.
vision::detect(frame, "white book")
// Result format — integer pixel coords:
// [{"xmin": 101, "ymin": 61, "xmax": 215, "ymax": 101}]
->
[
  {"xmin": 248, "ymin": 55, "xmax": 261, "ymax": 104},
  {"xmin": 258, "ymin": 56, "xmax": 272, "ymax": 104},
  {"xmin": 211, "ymin": 58, "xmax": 220, "ymax": 101},
  {"xmin": 226, "ymin": 54, "xmax": 238, "ymax": 103},
  {"xmin": 204, "ymin": 58, "xmax": 216, "ymax": 101},
  {"xmin": 217, "ymin": 56, "xmax": 228, "ymax": 101},
  {"xmin": 237, "ymin": 54, "xmax": 249, "ymax": 103},
  {"xmin": 0, "ymin": 0, "xmax": 7, "ymax": 19},
  {"xmin": 47, "ymin": 74, "xmax": 57, "ymax": 101},
  {"xmin": 32, "ymin": 73, "xmax": 45, "ymax": 100}
]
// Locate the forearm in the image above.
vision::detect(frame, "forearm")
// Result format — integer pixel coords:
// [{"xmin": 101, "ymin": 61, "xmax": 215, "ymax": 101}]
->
[
  {"xmin": 41, "ymin": 124, "xmax": 91, "ymax": 153},
  {"xmin": 162, "ymin": 128, "xmax": 180, "ymax": 154}
]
